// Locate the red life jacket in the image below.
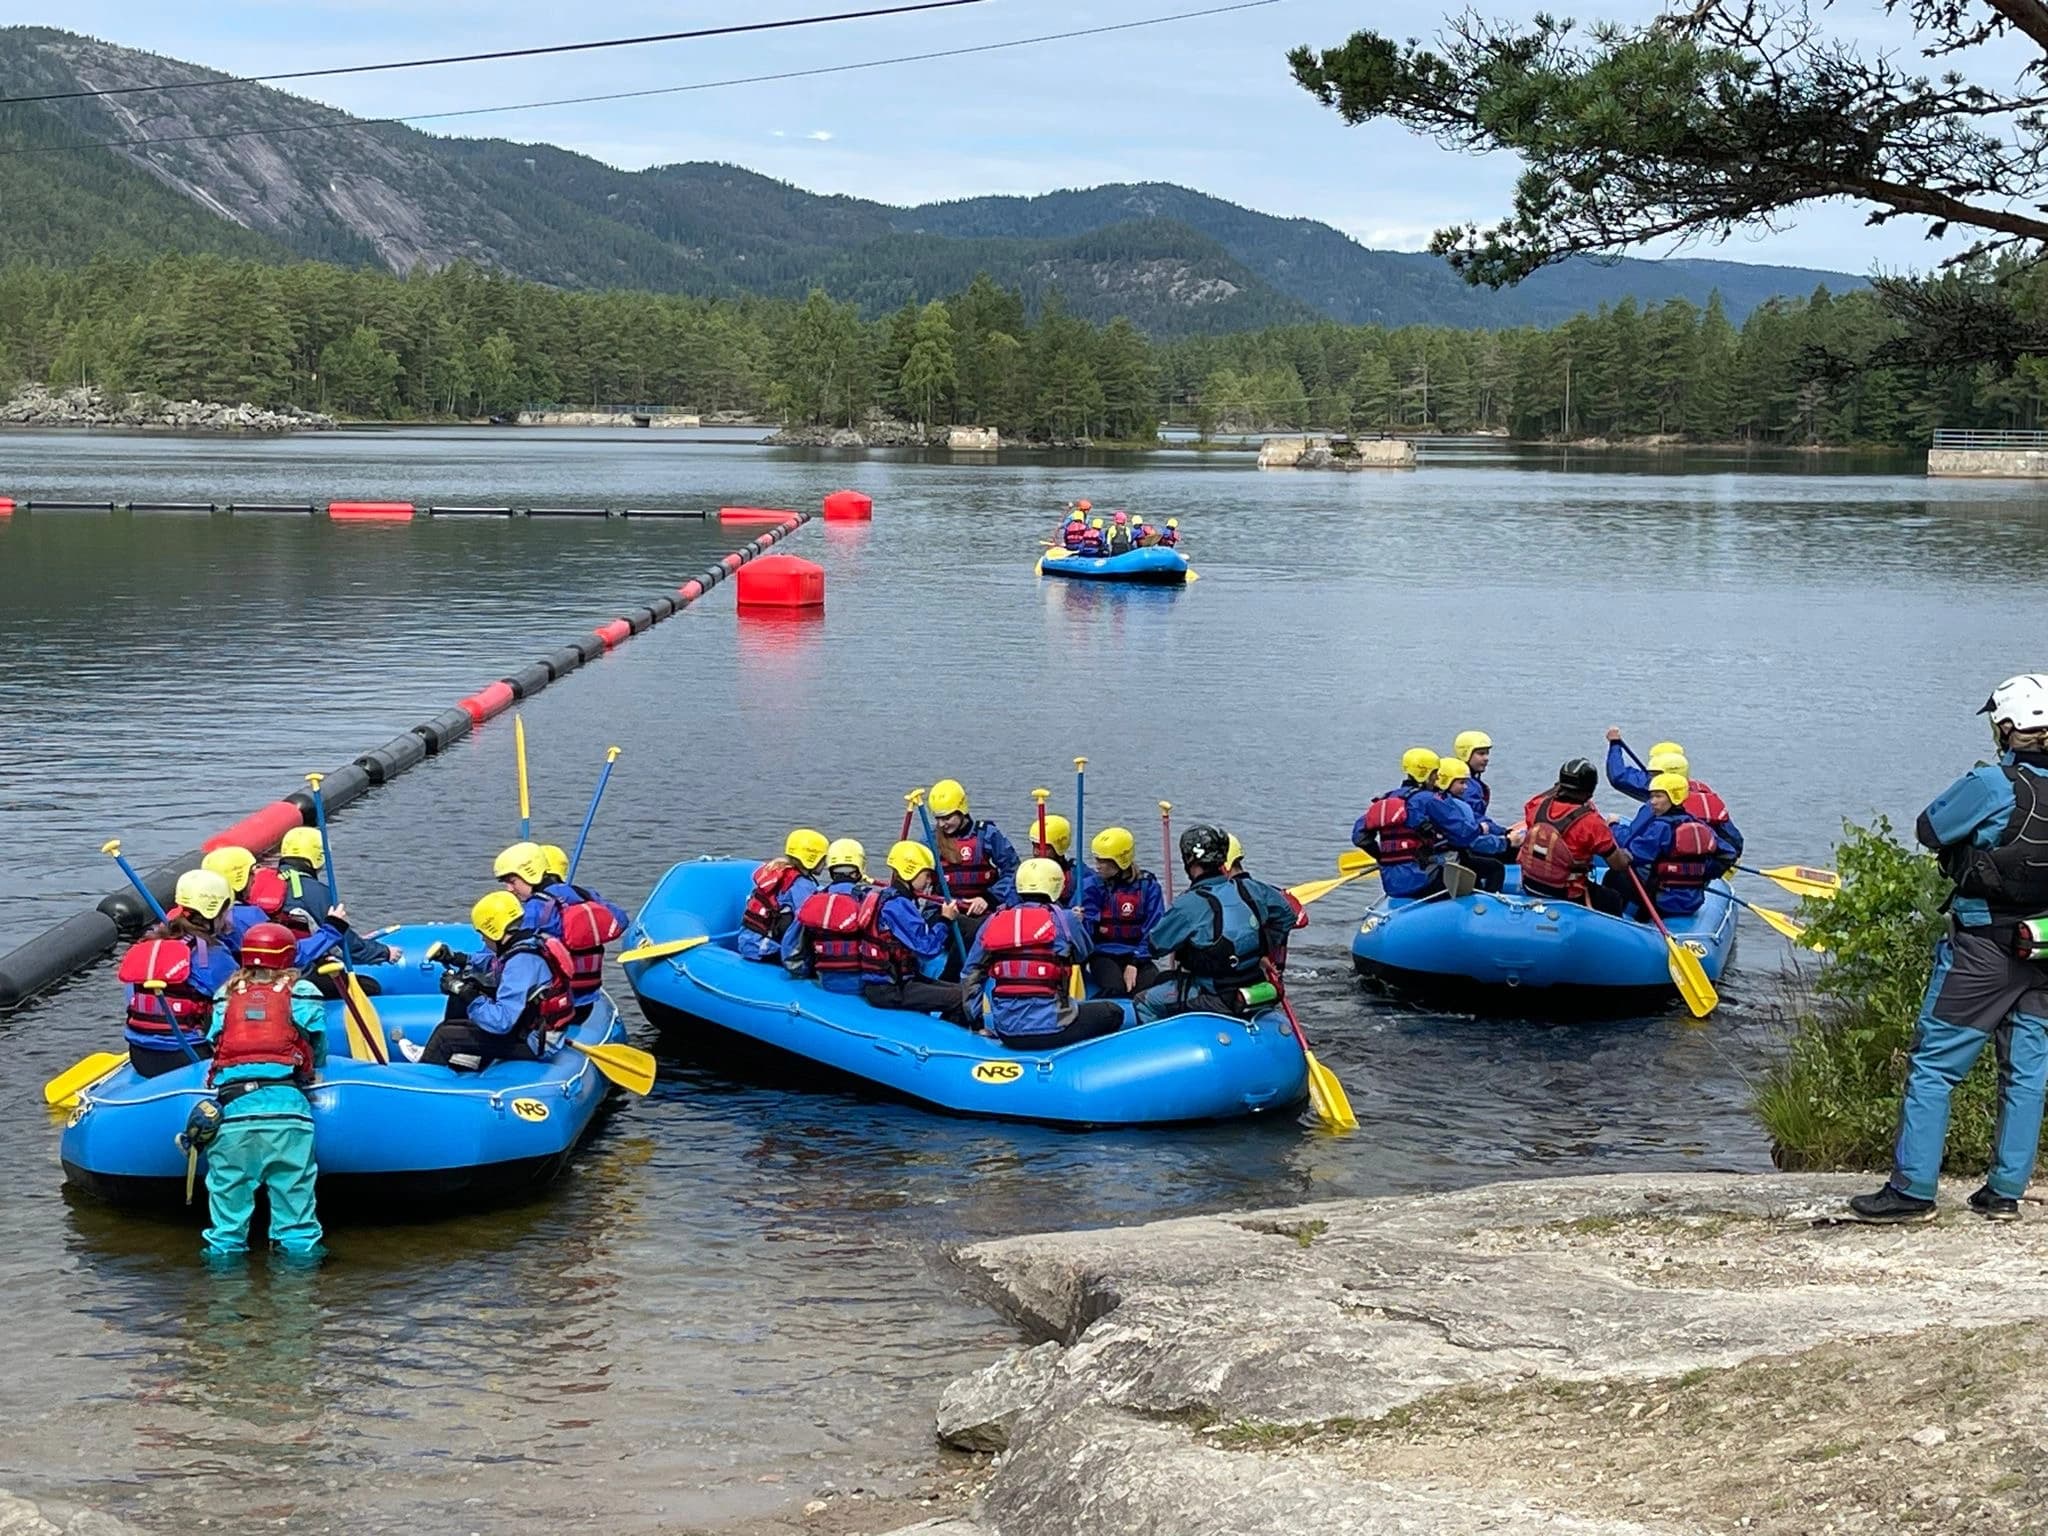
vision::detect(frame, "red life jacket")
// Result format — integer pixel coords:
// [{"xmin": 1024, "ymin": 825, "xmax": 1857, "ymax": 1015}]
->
[
  {"xmin": 118, "ymin": 938, "xmax": 211, "ymax": 1040},
  {"xmin": 1519, "ymin": 794, "xmax": 1601, "ymax": 897},
  {"xmin": 1654, "ymin": 818, "xmax": 1721, "ymax": 893},
  {"xmin": 1094, "ymin": 878, "xmax": 1150, "ymax": 951},
  {"xmin": 504, "ymin": 934, "xmax": 577, "ymax": 1038},
  {"xmin": 246, "ymin": 867, "xmax": 288, "ymax": 919},
  {"xmin": 795, "ymin": 886, "xmax": 908, "ymax": 981},
  {"xmin": 980, "ymin": 903, "xmax": 1073, "ymax": 1000},
  {"xmin": 742, "ymin": 860, "xmax": 804, "ymax": 939},
  {"xmin": 1061, "ymin": 522, "xmax": 1089, "ymax": 550},
  {"xmin": 1361, "ymin": 789, "xmax": 1439, "ymax": 868},
  {"xmin": 938, "ymin": 827, "xmax": 1000, "ymax": 903},
  {"xmin": 207, "ymin": 977, "xmax": 314, "ymax": 1081},
  {"xmin": 555, "ymin": 884, "xmax": 626, "ymax": 1000},
  {"xmin": 1686, "ymin": 781, "xmax": 1730, "ymax": 824}
]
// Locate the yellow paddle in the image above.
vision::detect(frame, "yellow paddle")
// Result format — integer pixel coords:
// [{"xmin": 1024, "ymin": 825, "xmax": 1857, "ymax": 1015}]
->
[
  {"xmin": 618, "ymin": 934, "xmax": 710, "ymax": 965},
  {"xmin": 1743, "ymin": 863, "xmax": 1841, "ymax": 901},
  {"xmin": 1289, "ymin": 850, "xmax": 1377, "ymax": 906},
  {"xmin": 319, "ymin": 962, "xmax": 389, "ymax": 1063},
  {"xmin": 1263, "ymin": 962, "xmax": 1357, "ymax": 1130},
  {"xmin": 44, "ymin": 1051, "xmax": 126, "ymax": 1109},
  {"xmin": 1733, "ymin": 894, "xmax": 1820, "ymax": 949},
  {"xmin": 569, "ymin": 1039, "xmax": 656, "ymax": 1095},
  {"xmin": 515, "ymin": 713, "xmax": 532, "ymax": 838},
  {"xmin": 1624, "ymin": 868, "xmax": 1718, "ymax": 1019}
]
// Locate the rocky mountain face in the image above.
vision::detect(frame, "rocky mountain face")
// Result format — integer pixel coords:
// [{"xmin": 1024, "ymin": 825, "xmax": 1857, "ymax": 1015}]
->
[{"xmin": 0, "ymin": 27, "xmax": 1859, "ymax": 335}]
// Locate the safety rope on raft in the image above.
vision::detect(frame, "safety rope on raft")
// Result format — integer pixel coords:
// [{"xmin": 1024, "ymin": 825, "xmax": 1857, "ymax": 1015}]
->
[{"xmin": 80, "ymin": 1051, "xmax": 601, "ymax": 1109}]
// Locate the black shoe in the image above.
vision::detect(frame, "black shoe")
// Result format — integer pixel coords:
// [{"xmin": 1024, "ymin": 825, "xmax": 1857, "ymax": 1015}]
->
[
  {"xmin": 1847, "ymin": 1184, "xmax": 1938, "ymax": 1224},
  {"xmin": 1968, "ymin": 1185, "xmax": 2021, "ymax": 1222}
]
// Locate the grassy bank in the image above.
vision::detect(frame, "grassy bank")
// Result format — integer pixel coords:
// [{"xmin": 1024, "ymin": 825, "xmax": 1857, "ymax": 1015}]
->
[{"xmin": 1751, "ymin": 820, "xmax": 2005, "ymax": 1172}]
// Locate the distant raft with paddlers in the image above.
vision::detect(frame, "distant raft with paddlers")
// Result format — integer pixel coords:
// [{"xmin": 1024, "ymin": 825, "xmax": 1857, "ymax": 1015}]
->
[
  {"xmin": 623, "ymin": 859, "xmax": 1307, "ymax": 1126},
  {"xmin": 1038, "ymin": 545, "xmax": 1192, "ymax": 585},
  {"xmin": 1350, "ymin": 867, "xmax": 1739, "ymax": 1014},
  {"xmin": 60, "ymin": 922, "xmax": 625, "ymax": 1212}
]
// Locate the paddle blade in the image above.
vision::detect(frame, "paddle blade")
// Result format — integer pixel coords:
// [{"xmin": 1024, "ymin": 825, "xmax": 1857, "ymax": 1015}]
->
[
  {"xmin": 1759, "ymin": 864, "xmax": 1841, "ymax": 901},
  {"xmin": 1288, "ymin": 870, "xmax": 1364, "ymax": 906},
  {"xmin": 44, "ymin": 1051, "xmax": 125, "ymax": 1108},
  {"xmin": 323, "ymin": 964, "xmax": 388, "ymax": 1062},
  {"xmin": 572, "ymin": 1039, "xmax": 656, "ymax": 1095},
  {"xmin": 1069, "ymin": 963, "xmax": 1085, "ymax": 1001},
  {"xmin": 1184, "ymin": 568, "xmax": 1201, "ymax": 582},
  {"xmin": 1304, "ymin": 1049, "xmax": 1359, "ymax": 1130},
  {"xmin": 1745, "ymin": 901, "xmax": 1811, "ymax": 946},
  {"xmin": 618, "ymin": 935, "xmax": 709, "ymax": 965},
  {"xmin": 1665, "ymin": 937, "xmax": 1719, "ymax": 1019},
  {"xmin": 1338, "ymin": 850, "xmax": 1376, "ymax": 875}
]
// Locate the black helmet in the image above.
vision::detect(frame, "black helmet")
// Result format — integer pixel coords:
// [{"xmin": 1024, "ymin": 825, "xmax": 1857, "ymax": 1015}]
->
[
  {"xmin": 1179, "ymin": 823, "xmax": 1230, "ymax": 869},
  {"xmin": 1558, "ymin": 758, "xmax": 1597, "ymax": 797}
]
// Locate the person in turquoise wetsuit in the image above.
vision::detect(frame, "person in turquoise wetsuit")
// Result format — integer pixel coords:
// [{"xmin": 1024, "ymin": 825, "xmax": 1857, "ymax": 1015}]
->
[
  {"xmin": 201, "ymin": 922, "xmax": 327, "ymax": 1257},
  {"xmin": 1852, "ymin": 674, "xmax": 2048, "ymax": 1224},
  {"xmin": 1136, "ymin": 824, "xmax": 1295, "ymax": 1021}
]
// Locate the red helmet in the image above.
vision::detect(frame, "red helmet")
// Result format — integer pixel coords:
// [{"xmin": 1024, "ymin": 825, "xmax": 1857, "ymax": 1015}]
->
[
  {"xmin": 246, "ymin": 867, "xmax": 286, "ymax": 914},
  {"xmin": 240, "ymin": 923, "xmax": 298, "ymax": 970},
  {"xmin": 1112, "ymin": 510, "xmax": 1128, "ymax": 524}
]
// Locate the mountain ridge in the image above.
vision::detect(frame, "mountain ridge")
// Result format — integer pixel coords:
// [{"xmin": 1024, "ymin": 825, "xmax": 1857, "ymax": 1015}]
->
[{"xmin": 0, "ymin": 26, "xmax": 1863, "ymax": 337}]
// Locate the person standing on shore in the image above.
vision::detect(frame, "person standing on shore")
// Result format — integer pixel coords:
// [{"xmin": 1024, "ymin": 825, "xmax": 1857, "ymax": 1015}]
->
[{"xmin": 1852, "ymin": 675, "xmax": 2048, "ymax": 1224}]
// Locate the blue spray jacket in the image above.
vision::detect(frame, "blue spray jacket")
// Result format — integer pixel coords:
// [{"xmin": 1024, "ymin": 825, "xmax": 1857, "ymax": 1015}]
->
[
  {"xmin": 739, "ymin": 871, "xmax": 819, "ymax": 961},
  {"xmin": 1621, "ymin": 812, "xmax": 1736, "ymax": 916},
  {"xmin": 1357, "ymin": 786, "xmax": 1510, "ymax": 898},
  {"xmin": 1915, "ymin": 757, "xmax": 2048, "ymax": 928},
  {"xmin": 1082, "ymin": 870, "xmax": 1167, "ymax": 958},
  {"xmin": 465, "ymin": 945, "xmax": 556, "ymax": 1049},
  {"xmin": 961, "ymin": 899, "xmax": 1095, "ymax": 1038},
  {"xmin": 272, "ymin": 861, "xmax": 395, "ymax": 966}
]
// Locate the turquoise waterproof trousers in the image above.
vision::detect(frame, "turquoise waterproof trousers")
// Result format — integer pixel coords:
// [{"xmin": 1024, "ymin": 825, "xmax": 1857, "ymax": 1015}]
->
[{"xmin": 203, "ymin": 1116, "xmax": 323, "ymax": 1256}]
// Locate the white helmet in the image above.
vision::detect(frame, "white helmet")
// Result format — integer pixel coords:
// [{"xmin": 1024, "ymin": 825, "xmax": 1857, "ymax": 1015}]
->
[{"xmin": 1981, "ymin": 674, "xmax": 2048, "ymax": 741}]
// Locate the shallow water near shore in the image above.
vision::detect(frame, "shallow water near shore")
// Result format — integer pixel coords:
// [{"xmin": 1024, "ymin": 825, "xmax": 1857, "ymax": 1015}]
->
[{"xmin": 0, "ymin": 428, "xmax": 2042, "ymax": 1532}]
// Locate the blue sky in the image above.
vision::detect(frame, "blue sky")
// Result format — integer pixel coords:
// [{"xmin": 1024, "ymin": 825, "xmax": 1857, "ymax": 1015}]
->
[{"xmin": 44, "ymin": 0, "xmax": 1982, "ymax": 273}]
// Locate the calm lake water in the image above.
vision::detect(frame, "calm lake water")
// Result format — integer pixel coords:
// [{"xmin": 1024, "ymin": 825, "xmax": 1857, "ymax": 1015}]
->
[{"xmin": 1, "ymin": 427, "xmax": 2043, "ymax": 1533}]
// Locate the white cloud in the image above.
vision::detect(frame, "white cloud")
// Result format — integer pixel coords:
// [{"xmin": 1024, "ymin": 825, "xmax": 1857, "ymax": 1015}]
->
[{"xmin": 806, "ymin": 130, "xmax": 833, "ymax": 142}]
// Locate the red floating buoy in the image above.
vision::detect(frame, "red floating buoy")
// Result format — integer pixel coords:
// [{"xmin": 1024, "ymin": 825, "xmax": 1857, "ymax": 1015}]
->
[
  {"xmin": 821, "ymin": 489, "xmax": 872, "ymax": 522},
  {"xmin": 677, "ymin": 578, "xmax": 705, "ymax": 603},
  {"xmin": 736, "ymin": 554, "xmax": 826, "ymax": 611},
  {"xmin": 0, "ymin": 497, "xmax": 14, "ymax": 517},
  {"xmin": 328, "ymin": 501, "xmax": 416, "ymax": 521},
  {"xmin": 459, "ymin": 681, "xmax": 517, "ymax": 724},
  {"xmin": 718, "ymin": 506, "xmax": 797, "ymax": 525},
  {"xmin": 202, "ymin": 800, "xmax": 306, "ymax": 857},
  {"xmin": 594, "ymin": 618, "xmax": 632, "ymax": 649}
]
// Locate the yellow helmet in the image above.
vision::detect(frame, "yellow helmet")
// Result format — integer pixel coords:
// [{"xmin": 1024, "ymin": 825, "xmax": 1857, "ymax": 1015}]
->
[
  {"xmin": 1225, "ymin": 833, "xmax": 1244, "ymax": 870},
  {"xmin": 1453, "ymin": 729, "xmax": 1493, "ymax": 758},
  {"xmin": 472, "ymin": 890, "xmax": 525, "ymax": 943},
  {"xmin": 1067, "ymin": 508, "xmax": 1085, "ymax": 522},
  {"xmin": 1401, "ymin": 746, "xmax": 1440, "ymax": 783},
  {"xmin": 1090, "ymin": 517, "xmax": 1105, "ymax": 529},
  {"xmin": 1436, "ymin": 756, "xmax": 1471, "ymax": 788},
  {"xmin": 1166, "ymin": 518, "xmax": 1179, "ymax": 528},
  {"xmin": 1647, "ymin": 749, "xmax": 1690, "ymax": 777},
  {"xmin": 201, "ymin": 845, "xmax": 256, "ymax": 895},
  {"xmin": 1649, "ymin": 772, "xmax": 1692, "ymax": 807},
  {"xmin": 785, "ymin": 828, "xmax": 830, "ymax": 869},
  {"xmin": 540, "ymin": 843, "xmax": 570, "ymax": 880},
  {"xmin": 928, "ymin": 779, "xmax": 969, "ymax": 818},
  {"xmin": 1015, "ymin": 858, "xmax": 1065, "ymax": 899},
  {"xmin": 278, "ymin": 826, "xmax": 327, "ymax": 869},
  {"xmin": 1649, "ymin": 739, "xmax": 1685, "ymax": 761},
  {"xmin": 494, "ymin": 841, "xmax": 548, "ymax": 885},
  {"xmin": 824, "ymin": 837, "xmax": 867, "ymax": 878},
  {"xmin": 1041, "ymin": 814, "xmax": 1072, "ymax": 856},
  {"xmin": 174, "ymin": 869, "xmax": 233, "ymax": 920},
  {"xmin": 887, "ymin": 839, "xmax": 936, "ymax": 882},
  {"xmin": 1091, "ymin": 826, "xmax": 1136, "ymax": 872}
]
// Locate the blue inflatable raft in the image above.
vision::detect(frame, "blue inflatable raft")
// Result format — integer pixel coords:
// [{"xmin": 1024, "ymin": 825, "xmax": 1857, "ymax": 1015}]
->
[
  {"xmin": 1350, "ymin": 868, "xmax": 1738, "ymax": 1015},
  {"xmin": 61, "ymin": 924, "xmax": 625, "ymax": 1212},
  {"xmin": 1039, "ymin": 546, "xmax": 1190, "ymax": 585},
  {"xmin": 623, "ymin": 860, "xmax": 1307, "ymax": 1126}
]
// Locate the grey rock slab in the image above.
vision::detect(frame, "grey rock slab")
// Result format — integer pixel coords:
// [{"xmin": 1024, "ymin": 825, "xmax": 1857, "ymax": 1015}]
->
[{"xmin": 935, "ymin": 1341, "xmax": 1060, "ymax": 1452}]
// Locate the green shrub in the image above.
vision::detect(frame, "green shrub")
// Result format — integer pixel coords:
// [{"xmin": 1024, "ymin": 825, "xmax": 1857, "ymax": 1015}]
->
[{"xmin": 1753, "ymin": 818, "xmax": 2006, "ymax": 1172}]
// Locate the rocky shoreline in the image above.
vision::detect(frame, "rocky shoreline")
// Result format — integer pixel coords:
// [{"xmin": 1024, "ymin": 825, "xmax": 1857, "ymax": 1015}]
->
[
  {"xmin": 0, "ymin": 384, "xmax": 334, "ymax": 433},
  {"xmin": 867, "ymin": 1171, "xmax": 2048, "ymax": 1536}
]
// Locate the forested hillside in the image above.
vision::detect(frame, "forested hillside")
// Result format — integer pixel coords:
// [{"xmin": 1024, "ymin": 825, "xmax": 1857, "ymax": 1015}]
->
[{"xmin": 0, "ymin": 253, "xmax": 2029, "ymax": 445}]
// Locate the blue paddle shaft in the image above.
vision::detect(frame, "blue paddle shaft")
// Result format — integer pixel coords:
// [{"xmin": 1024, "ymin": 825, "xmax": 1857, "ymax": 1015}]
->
[
  {"xmin": 112, "ymin": 853, "xmax": 168, "ymax": 924},
  {"xmin": 568, "ymin": 758, "xmax": 617, "ymax": 883},
  {"xmin": 306, "ymin": 782, "xmax": 353, "ymax": 975},
  {"xmin": 914, "ymin": 802, "xmax": 970, "ymax": 967}
]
